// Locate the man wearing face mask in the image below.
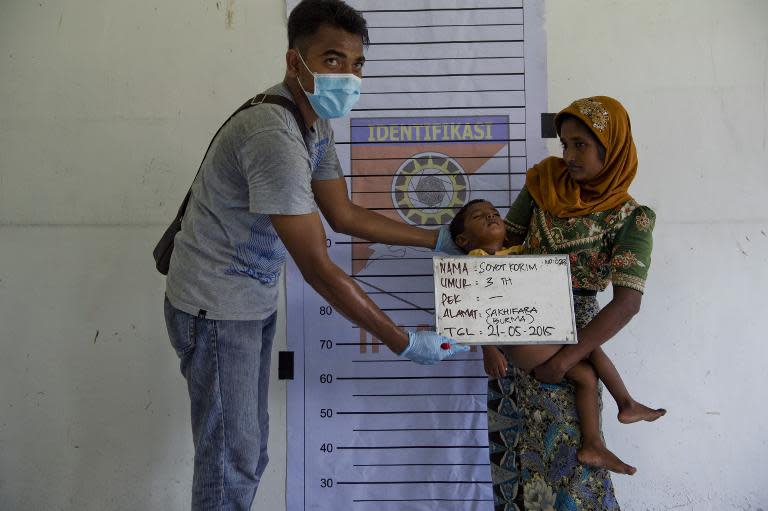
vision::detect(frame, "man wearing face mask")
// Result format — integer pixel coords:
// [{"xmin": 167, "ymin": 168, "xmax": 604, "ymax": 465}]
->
[{"xmin": 162, "ymin": 1, "xmax": 465, "ymax": 509}]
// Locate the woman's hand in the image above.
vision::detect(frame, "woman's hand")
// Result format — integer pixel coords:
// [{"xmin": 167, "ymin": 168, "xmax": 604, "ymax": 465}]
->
[
  {"xmin": 551, "ymin": 286, "xmax": 643, "ymax": 370},
  {"xmin": 482, "ymin": 346, "xmax": 509, "ymax": 379},
  {"xmin": 532, "ymin": 352, "xmax": 568, "ymax": 384},
  {"xmin": 532, "ymin": 286, "xmax": 644, "ymax": 384}
]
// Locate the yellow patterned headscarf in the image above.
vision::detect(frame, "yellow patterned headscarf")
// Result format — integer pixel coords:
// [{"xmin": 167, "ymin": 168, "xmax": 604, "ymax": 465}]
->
[{"xmin": 525, "ymin": 96, "xmax": 638, "ymax": 217}]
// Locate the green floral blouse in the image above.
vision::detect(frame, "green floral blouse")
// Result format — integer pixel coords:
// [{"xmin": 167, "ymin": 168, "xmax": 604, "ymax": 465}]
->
[{"xmin": 505, "ymin": 186, "xmax": 655, "ymax": 293}]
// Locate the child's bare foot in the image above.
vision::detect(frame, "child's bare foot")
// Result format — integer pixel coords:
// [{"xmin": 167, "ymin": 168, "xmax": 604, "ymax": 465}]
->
[
  {"xmin": 617, "ymin": 399, "xmax": 666, "ymax": 424},
  {"xmin": 577, "ymin": 442, "xmax": 636, "ymax": 475}
]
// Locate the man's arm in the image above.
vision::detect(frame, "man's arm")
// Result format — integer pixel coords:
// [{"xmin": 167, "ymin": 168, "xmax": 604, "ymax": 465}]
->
[
  {"xmin": 271, "ymin": 211, "xmax": 410, "ymax": 354},
  {"xmin": 312, "ymin": 177, "xmax": 438, "ymax": 248}
]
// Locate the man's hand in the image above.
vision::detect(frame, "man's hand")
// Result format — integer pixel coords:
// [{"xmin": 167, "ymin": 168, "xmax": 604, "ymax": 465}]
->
[
  {"xmin": 400, "ymin": 331, "xmax": 469, "ymax": 365},
  {"xmin": 434, "ymin": 225, "xmax": 464, "ymax": 255},
  {"xmin": 532, "ymin": 353, "xmax": 568, "ymax": 384},
  {"xmin": 482, "ymin": 346, "xmax": 508, "ymax": 379}
]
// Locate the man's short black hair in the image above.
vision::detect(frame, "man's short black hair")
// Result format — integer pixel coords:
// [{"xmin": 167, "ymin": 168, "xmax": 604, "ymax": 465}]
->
[
  {"xmin": 288, "ymin": 0, "xmax": 369, "ymax": 49},
  {"xmin": 449, "ymin": 199, "xmax": 490, "ymax": 249}
]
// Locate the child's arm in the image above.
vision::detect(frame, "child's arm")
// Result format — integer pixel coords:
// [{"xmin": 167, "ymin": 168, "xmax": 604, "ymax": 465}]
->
[{"xmin": 482, "ymin": 346, "xmax": 508, "ymax": 379}]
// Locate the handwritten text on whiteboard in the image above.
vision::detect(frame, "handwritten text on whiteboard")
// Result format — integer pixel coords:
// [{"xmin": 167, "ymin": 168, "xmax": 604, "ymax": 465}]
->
[{"xmin": 433, "ymin": 255, "xmax": 577, "ymax": 345}]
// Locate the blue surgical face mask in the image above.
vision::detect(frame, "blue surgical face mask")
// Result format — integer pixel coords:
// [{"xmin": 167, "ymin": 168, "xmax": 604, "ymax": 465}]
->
[{"xmin": 296, "ymin": 51, "xmax": 362, "ymax": 119}]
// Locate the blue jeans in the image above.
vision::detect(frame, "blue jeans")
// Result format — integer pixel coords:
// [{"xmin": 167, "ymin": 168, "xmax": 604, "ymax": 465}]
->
[{"xmin": 164, "ymin": 297, "xmax": 277, "ymax": 511}]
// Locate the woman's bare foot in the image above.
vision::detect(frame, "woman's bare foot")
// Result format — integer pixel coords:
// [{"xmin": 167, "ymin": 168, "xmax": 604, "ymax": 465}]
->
[
  {"xmin": 577, "ymin": 441, "xmax": 636, "ymax": 475},
  {"xmin": 617, "ymin": 399, "xmax": 666, "ymax": 424}
]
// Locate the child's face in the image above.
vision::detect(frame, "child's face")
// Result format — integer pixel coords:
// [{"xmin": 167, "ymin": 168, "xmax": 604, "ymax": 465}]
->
[{"xmin": 455, "ymin": 201, "xmax": 505, "ymax": 251}]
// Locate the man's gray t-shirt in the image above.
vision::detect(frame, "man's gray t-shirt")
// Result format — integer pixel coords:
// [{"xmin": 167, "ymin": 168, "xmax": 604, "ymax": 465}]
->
[{"xmin": 166, "ymin": 83, "xmax": 342, "ymax": 320}]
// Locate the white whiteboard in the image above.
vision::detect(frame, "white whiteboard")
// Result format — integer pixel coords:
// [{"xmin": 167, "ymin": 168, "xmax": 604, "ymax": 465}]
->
[{"xmin": 433, "ymin": 255, "xmax": 577, "ymax": 345}]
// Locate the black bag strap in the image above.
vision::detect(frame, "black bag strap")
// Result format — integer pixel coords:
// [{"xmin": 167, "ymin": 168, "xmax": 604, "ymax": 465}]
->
[{"xmin": 173, "ymin": 93, "xmax": 308, "ymax": 220}]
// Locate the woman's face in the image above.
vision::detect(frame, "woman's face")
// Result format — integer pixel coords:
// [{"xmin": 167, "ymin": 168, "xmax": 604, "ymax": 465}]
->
[{"xmin": 559, "ymin": 117, "xmax": 605, "ymax": 182}]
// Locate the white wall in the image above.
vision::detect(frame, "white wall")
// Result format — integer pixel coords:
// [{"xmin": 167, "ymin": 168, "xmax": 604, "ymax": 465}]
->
[
  {"xmin": 0, "ymin": 1, "xmax": 290, "ymax": 510},
  {"xmin": 1, "ymin": 1, "xmax": 766, "ymax": 510}
]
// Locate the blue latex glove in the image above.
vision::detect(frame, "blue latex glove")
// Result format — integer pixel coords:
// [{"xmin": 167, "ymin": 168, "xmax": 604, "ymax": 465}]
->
[
  {"xmin": 434, "ymin": 225, "xmax": 465, "ymax": 255},
  {"xmin": 400, "ymin": 330, "xmax": 470, "ymax": 365}
]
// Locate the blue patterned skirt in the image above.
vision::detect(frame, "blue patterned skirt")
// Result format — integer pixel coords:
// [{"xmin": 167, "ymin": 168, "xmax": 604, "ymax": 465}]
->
[{"xmin": 487, "ymin": 295, "xmax": 620, "ymax": 511}]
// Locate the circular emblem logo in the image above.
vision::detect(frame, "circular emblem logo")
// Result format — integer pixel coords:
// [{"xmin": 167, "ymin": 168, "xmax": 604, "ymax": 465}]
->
[{"xmin": 391, "ymin": 152, "xmax": 470, "ymax": 226}]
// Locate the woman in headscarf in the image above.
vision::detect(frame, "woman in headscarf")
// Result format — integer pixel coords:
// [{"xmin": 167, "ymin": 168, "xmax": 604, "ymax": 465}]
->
[{"xmin": 483, "ymin": 96, "xmax": 664, "ymax": 510}]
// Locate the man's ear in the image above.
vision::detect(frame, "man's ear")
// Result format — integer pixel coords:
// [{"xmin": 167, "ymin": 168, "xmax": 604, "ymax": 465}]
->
[{"xmin": 285, "ymin": 49, "xmax": 300, "ymax": 79}]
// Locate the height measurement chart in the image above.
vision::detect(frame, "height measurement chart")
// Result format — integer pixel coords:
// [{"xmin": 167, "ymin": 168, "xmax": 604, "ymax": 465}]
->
[{"xmin": 285, "ymin": 1, "xmax": 547, "ymax": 510}]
